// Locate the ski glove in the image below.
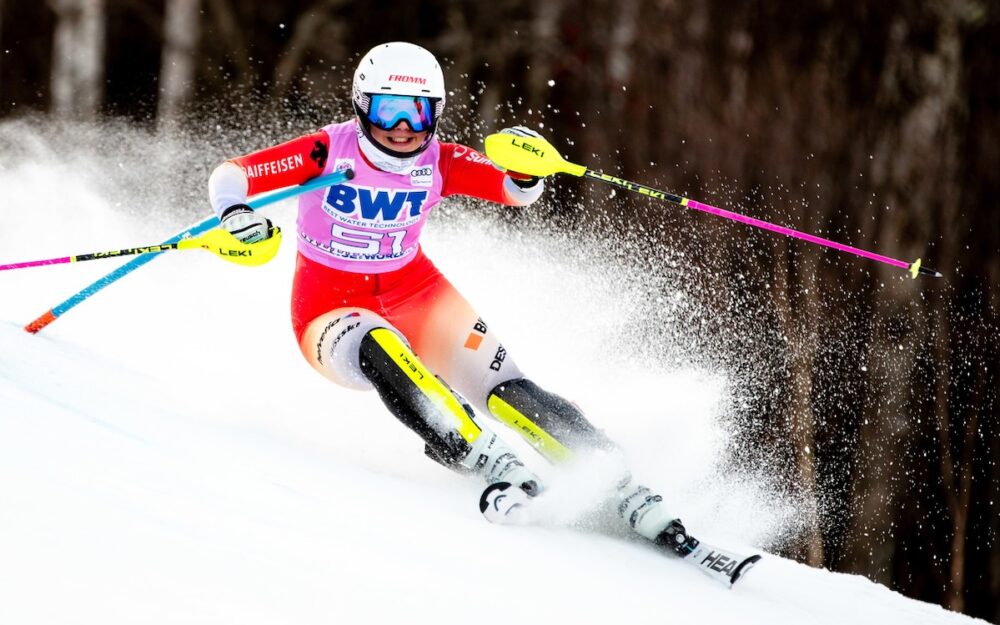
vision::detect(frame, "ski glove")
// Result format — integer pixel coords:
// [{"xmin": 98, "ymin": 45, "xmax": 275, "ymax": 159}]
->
[
  {"xmin": 499, "ymin": 126, "xmax": 544, "ymax": 188},
  {"xmin": 220, "ymin": 204, "xmax": 273, "ymax": 244}
]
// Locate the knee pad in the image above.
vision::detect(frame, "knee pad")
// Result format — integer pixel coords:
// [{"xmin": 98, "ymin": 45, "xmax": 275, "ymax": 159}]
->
[
  {"xmin": 445, "ymin": 318, "xmax": 524, "ymax": 410},
  {"xmin": 300, "ymin": 308, "xmax": 408, "ymax": 390}
]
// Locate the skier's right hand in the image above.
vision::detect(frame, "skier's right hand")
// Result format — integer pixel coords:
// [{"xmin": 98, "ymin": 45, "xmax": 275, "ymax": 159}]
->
[
  {"xmin": 498, "ymin": 126, "xmax": 545, "ymax": 189},
  {"xmin": 220, "ymin": 204, "xmax": 272, "ymax": 244}
]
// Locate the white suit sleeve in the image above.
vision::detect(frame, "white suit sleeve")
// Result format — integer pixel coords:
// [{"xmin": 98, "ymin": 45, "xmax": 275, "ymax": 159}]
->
[
  {"xmin": 502, "ymin": 176, "xmax": 545, "ymax": 206},
  {"xmin": 207, "ymin": 162, "xmax": 250, "ymax": 217}
]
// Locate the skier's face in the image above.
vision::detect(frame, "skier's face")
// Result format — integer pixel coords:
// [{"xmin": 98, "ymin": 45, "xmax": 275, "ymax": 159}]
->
[{"xmin": 370, "ymin": 122, "xmax": 428, "ymax": 153}]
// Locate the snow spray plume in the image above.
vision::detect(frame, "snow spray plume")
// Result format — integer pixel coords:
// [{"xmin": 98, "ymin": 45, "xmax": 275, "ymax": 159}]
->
[{"xmin": 0, "ymin": 90, "xmax": 809, "ymax": 549}]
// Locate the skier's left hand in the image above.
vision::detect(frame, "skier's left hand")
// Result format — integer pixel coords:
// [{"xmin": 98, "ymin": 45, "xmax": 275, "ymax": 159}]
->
[{"xmin": 499, "ymin": 126, "xmax": 544, "ymax": 188}]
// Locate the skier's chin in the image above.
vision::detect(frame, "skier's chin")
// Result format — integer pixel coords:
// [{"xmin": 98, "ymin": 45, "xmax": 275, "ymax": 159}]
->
[{"xmin": 373, "ymin": 130, "xmax": 426, "ymax": 153}]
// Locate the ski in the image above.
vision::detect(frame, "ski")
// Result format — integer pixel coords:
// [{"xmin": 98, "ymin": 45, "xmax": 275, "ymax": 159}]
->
[
  {"xmin": 672, "ymin": 540, "xmax": 762, "ymax": 587},
  {"xmin": 479, "ymin": 481, "xmax": 762, "ymax": 588}
]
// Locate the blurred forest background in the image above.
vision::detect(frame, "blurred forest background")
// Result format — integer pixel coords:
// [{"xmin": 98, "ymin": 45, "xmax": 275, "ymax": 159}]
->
[{"xmin": 1, "ymin": 0, "xmax": 997, "ymax": 620}]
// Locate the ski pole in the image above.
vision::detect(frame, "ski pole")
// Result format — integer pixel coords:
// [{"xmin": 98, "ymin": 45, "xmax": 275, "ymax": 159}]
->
[
  {"xmin": 1, "ymin": 226, "xmax": 283, "ymax": 272},
  {"xmin": 484, "ymin": 134, "xmax": 941, "ymax": 279},
  {"xmin": 23, "ymin": 168, "xmax": 355, "ymax": 334}
]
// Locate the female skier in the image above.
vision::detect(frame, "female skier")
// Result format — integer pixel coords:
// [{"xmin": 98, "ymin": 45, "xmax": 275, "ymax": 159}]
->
[{"xmin": 208, "ymin": 42, "xmax": 693, "ymax": 557}]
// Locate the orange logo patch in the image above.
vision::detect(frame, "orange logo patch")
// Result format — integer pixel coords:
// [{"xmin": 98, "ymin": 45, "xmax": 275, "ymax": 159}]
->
[{"xmin": 464, "ymin": 333, "xmax": 484, "ymax": 350}]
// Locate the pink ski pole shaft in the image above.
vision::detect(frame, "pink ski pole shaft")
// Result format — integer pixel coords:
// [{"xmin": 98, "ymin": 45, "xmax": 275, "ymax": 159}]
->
[
  {"xmin": 1, "ymin": 257, "xmax": 74, "ymax": 271},
  {"xmin": 582, "ymin": 169, "xmax": 942, "ymax": 279},
  {"xmin": 0, "ymin": 244, "xmax": 180, "ymax": 272}
]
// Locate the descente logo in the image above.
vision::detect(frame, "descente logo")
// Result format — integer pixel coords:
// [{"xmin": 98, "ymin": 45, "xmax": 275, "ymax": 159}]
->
[{"xmin": 388, "ymin": 74, "xmax": 427, "ymax": 84}]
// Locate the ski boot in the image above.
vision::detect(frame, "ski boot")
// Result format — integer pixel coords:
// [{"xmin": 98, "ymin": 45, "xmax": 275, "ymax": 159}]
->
[
  {"xmin": 479, "ymin": 480, "xmax": 534, "ymax": 524},
  {"xmin": 617, "ymin": 480, "xmax": 684, "ymax": 544},
  {"xmin": 617, "ymin": 478, "xmax": 762, "ymax": 586},
  {"xmin": 618, "ymin": 481, "xmax": 698, "ymax": 554},
  {"xmin": 459, "ymin": 429, "xmax": 542, "ymax": 497},
  {"xmin": 467, "ymin": 431, "xmax": 542, "ymax": 525}
]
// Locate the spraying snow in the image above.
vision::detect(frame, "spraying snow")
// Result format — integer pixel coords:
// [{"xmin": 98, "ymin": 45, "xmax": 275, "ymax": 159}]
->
[{"xmin": 0, "ymin": 119, "xmax": 981, "ymax": 624}]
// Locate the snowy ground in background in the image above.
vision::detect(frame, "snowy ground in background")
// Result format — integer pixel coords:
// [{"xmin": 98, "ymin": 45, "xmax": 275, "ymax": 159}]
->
[{"xmin": 0, "ymin": 122, "xmax": 983, "ymax": 624}]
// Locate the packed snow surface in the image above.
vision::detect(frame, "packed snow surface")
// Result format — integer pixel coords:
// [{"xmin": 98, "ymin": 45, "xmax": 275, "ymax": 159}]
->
[{"xmin": 0, "ymin": 121, "xmax": 982, "ymax": 624}]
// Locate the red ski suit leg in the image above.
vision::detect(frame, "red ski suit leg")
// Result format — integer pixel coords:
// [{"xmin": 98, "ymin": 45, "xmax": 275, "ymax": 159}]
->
[{"xmin": 293, "ymin": 249, "xmax": 516, "ymax": 406}]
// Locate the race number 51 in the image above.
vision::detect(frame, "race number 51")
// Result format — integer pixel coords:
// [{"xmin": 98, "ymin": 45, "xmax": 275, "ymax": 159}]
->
[{"xmin": 329, "ymin": 224, "xmax": 405, "ymax": 256}]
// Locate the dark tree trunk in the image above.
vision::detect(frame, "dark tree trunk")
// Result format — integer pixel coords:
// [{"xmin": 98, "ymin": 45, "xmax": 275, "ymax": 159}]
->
[
  {"xmin": 49, "ymin": 0, "xmax": 104, "ymax": 120},
  {"xmin": 158, "ymin": 0, "xmax": 201, "ymax": 127}
]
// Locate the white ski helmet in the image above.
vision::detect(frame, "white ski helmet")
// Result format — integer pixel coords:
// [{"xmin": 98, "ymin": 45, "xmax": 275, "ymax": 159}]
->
[{"xmin": 352, "ymin": 42, "xmax": 446, "ymax": 158}]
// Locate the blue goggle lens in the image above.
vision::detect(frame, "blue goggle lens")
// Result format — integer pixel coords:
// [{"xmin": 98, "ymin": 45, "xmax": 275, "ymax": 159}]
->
[{"xmin": 367, "ymin": 95, "xmax": 435, "ymax": 132}]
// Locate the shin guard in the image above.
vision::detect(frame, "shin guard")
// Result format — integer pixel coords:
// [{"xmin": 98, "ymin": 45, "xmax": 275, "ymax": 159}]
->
[
  {"xmin": 487, "ymin": 378, "xmax": 615, "ymax": 463},
  {"xmin": 360, "ymin": 329, "xmax": 541, "ymax": 492},
  {"xmin": 359, "ymin": 328, "xmax": 483, "ymax": 466}
]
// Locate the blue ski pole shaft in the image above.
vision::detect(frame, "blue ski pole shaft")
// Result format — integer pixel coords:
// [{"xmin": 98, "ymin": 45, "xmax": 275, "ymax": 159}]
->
[{"xmin": 24, "ymin": 169, "xmax": 354, "ymax": 334}]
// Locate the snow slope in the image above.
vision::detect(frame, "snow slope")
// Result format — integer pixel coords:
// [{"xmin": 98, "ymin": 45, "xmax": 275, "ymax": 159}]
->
[{"xmin": 0, "ymin": 121, "xmax": 982, "ymax": 624}]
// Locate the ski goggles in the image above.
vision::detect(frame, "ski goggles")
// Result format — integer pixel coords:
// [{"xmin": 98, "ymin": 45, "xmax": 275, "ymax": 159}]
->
[{"xmin": 366, "ymin": 94, "xmax": 435, "ymax": 132}]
